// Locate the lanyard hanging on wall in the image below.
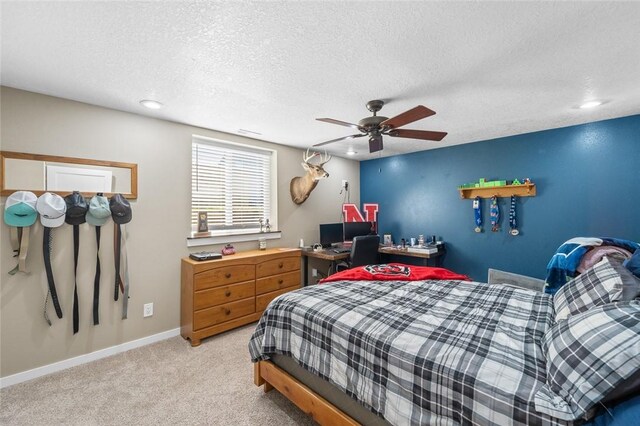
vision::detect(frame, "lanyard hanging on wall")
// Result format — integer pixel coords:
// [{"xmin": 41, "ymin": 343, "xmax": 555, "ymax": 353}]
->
[
  {"xmin": 490, "ymin": 196, "xmax": 500, "ymax": 232},
  {"xmin": 473, "ymin": 197, "xmax": 482, "ymax": 233},
  {"xmin": 509, "ymin": 195, "xmax": 519, "ymax": 236}
]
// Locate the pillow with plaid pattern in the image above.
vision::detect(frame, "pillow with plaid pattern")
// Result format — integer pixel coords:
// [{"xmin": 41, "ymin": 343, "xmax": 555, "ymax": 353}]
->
[
  {"xmin": 553, "ymin": 256, "xmax": 637, "ymax": 322},
  {"xmin": 534, "ymin": 301, "xmax": 640, "ymax": 421}
]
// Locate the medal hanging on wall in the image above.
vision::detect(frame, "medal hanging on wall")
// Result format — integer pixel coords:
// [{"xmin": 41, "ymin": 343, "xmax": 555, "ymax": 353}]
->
[
  {"xmin": 490, "ymin": 196, "xmax": 500, "ymax": 232},
  {"xmin": 473, "ymin": 196, "xmax": 482, "ymax": 233},
  {"xmin": 509, "ymin": 195, "xmax": 519, "ymax": 236}
]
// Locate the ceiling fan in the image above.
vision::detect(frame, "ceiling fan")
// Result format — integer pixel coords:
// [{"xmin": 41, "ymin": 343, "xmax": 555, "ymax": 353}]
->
[{"xmin": 314, "ymin": 100, "xmax": 447, "ymax": 153}]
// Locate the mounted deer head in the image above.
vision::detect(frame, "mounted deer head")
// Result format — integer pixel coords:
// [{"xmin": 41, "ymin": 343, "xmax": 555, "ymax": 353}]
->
[{"xmin": 290, "ymin": 149, "xmax": 332, "ymax": 205}]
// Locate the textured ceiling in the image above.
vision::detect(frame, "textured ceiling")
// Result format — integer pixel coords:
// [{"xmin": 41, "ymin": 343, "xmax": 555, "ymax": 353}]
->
[{"xmin": 2, "ymin": 2, "xmax": 639, "ymax": 160}]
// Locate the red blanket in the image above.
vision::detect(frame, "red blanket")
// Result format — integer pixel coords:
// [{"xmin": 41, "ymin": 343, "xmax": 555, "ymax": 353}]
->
[{"xmin": 319, "ymin": 263, "xmax": 471, "ymax": 283}]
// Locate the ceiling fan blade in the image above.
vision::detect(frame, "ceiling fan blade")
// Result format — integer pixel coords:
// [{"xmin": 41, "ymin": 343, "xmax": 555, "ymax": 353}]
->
[
  {"xmin": 316, "ymin": 118, "xmax": 361, "ymax": 129},
  {"xmin": 380, "ymin": 105, "xmax": 436, "ymax": 129},
  {"xmin": 369, "ymin": 136, "xmax": 383, "ymax": 153},
  {"xmin": 313, "ymin": 134, "xmax": 366, "ymax": 147},
  {"xmin": 387, "ymin": 129, "xmax": 448, "ymax": 141}
]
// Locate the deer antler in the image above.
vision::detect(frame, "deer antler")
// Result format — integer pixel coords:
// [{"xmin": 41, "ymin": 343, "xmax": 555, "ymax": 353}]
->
[
  {"xmin": 318, "ymin": 150, "xmax": 332, "ymax": 165},
  {"xmin": 303, "ymin": 148, "xmax": 320, "ymax": 163}
]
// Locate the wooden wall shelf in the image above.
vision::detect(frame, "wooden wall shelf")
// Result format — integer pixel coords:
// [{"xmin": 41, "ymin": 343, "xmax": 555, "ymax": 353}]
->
[{"xmin": 458, "ymin": 183, "xmax": 536, "ymax": 199}]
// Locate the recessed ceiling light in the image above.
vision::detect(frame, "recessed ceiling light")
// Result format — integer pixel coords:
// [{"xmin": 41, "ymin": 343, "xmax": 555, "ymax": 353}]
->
[
  {"xmin": 346, "ymin": 150, "xmax": 357, "ymax": 156},
  {"xmin": 579, "ymin": 100, "xmax": 602, "ymax": 109},
  {"xmin": 139, "ymin": 99, "xmax": 163, "ymax": 110}
]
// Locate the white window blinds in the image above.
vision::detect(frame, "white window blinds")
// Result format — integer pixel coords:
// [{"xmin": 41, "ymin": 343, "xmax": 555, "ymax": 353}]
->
[{"xmin": 192, "ymin": 139, "xmax": 273, "ymax": 233}]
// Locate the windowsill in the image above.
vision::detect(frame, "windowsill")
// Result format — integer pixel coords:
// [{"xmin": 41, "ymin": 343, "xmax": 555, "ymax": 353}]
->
[{"xmin": 186, "ymin": 231, "xmax": 282, "ymax": 247}]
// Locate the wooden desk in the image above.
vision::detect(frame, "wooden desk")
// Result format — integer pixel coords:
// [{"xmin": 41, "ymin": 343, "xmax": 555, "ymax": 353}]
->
[
  {"xmin": 378, "ymin": 246, "xmax": 444, "ymax": 267},
  {"xmin": 301, "ymin": 249, "xmax": 349, "ymax": 285},
  {"xmin": 301, "ymin": 246, "xmax": 445, "ymax": 286}
]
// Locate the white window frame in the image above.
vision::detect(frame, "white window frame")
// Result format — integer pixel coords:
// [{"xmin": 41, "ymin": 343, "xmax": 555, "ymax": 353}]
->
[{"xmin": 189, "ymin": 135, "xmax": 278, "ymax": 243}]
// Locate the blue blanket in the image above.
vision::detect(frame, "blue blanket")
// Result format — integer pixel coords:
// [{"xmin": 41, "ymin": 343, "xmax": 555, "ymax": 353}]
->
[{"xmin": 544, "ymin": 237, "xmax": 640, "ymax": 295}]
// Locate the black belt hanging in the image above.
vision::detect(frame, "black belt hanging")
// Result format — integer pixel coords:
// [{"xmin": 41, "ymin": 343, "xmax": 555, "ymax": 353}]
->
[
  {"xmin": 114, "ymin": 224, "xmax": 122, "ymax": 301},
  {"xmin": 72, "ymin": 224, "xmax": 80, "ymax": 334},
  {"xmin": 93, "ymin": 226, "xmax": 101, "ymax": 325},
  {"xmin": 43, "ymin": 227, "xmax": 63, "ymax": 323}
]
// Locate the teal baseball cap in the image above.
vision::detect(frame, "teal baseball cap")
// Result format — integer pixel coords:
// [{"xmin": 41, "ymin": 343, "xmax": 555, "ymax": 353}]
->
[
  {"xmin": 4, "ymin": 191, "xmax": 38, "ymax": 227},
  {"xmin": 86, "ymin": 195, "xmax": 111, "ymax": 226}
]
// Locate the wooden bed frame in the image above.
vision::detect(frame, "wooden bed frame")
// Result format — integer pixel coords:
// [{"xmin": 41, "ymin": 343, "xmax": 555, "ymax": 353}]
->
[{"xmin": 254, "ymin": 360, "xmax": 359, "ymax": 425}]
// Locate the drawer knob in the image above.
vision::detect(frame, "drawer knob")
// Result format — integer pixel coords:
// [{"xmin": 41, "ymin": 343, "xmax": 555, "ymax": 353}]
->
[
  {"xmin": 225, "ymin": 273, "xmax": 232, "ymax": 278},
  {"xmin": 225, "ymin": 291, "xmax": 231, "ymax": 297},
  {"xmin": 224, "ymin": 309, "xmax": 231, "ymax": 315},
  {"xmin": 278, "ymin": 279, "xmax": 284, "ymax": 284},
  {"xmin": 278, "ymin": 262, "xmax": 284, "ymax": 268}
]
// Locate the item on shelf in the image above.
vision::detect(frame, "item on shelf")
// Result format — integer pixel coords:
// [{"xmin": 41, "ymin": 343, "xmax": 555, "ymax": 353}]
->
[
  {"xmin": 197, "ymin": 211, "xmax": 208, "ymax": 233},
  {"xmin": 259, "ymin": 218, "xmax": 264, "ymax": 233},
  {"xmin": 458, "ymin": 178, "xmax": 536, "ymax": 199},
  {"xmin": 265, "ymin": 219, "xmax": 271, "ymax": 232},
  {"xmin": 383, "ymin": 234, "xmax": 393, "ymax": 246},
  {"xmin": 407, "ymin": 246, "xmax": 438, "ymax": 254},
  {"xmin": 189, "ymin": 251, "xmax": 222, "ymax": 261},
  {"xmin": 222, "ymin": 244, "xmax": 236, "ymax": 255},
  {"xmin": 418, "ymin": 235, "xmax": 425, "ymax": 246}
]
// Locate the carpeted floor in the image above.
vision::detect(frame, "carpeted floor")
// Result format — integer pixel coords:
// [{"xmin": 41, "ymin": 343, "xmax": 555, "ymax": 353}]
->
[{"xmin": 0, "ymin": 324, "xmax": 314, "ymax": 425}]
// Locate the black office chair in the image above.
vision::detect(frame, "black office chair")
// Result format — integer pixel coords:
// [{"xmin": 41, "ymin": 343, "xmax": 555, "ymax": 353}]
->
[{"xmin": 336, "ymin": 235, "xmax": 380, "ymax": 272}]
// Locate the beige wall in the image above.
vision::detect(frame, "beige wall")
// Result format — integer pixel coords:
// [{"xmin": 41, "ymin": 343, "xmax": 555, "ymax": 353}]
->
[{"xmin": 0, "ymin": 87, "xmax": 360, "ymax": 377}]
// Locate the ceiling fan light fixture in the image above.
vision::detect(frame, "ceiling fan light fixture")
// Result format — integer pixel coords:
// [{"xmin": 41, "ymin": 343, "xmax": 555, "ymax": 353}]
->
[{"xmin": 140, "ymin": 99, "xmax": 163, "ymax": 110}]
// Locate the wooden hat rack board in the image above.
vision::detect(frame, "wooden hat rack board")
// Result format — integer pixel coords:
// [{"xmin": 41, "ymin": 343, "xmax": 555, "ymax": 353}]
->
[
  {"xmin": 1, "ymin": 151, "xmax": 138, "ymax": 333},
  {"xmin": 458, "ymin": 178, "xmax": 536, "ymax": 235}
]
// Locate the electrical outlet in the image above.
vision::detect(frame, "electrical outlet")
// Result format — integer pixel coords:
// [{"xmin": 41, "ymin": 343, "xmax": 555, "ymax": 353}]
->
[
  {"xmin": 312, "ymin": 268, "xmax": 318, "ymax": 277},
  {"xmin": 341, "ymin": 180, "xmax": 348, "ymax": 189},
  {"xmin": 143, "ymin": 303, "xmax": 153, "ymax": 318}
]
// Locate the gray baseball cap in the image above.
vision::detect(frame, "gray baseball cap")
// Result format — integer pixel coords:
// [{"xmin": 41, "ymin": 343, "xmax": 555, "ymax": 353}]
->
[
  {"xmin": 86, "ymin": 195, "xmax": 111, "ymax": 226},
  {"xmin": 110, "ymin": 194, "xmax": 132, "ymax": 224}
]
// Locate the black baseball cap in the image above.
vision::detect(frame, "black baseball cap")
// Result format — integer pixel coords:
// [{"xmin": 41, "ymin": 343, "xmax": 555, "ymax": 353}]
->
[
  {"xmin": 110, "ymin": 194, "xmax": 132, "ymax": 224},
  {"xmin": 64, "ymin": 191, "xmax": 88, "ymax": 225}
]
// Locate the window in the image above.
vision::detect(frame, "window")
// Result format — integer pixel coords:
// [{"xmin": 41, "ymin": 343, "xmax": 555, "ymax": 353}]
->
[{"xmin": 191, "ymin": 136, "xmax": 277, "ymax": 236}]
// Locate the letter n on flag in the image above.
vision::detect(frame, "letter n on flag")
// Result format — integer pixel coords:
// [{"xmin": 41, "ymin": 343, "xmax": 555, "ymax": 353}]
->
[{"xmin": 342, "ymin": 203, "xmax": 379, "ymax": 233}]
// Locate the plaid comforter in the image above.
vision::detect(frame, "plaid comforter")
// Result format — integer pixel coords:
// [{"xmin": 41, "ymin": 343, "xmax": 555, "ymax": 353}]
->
[{"xmin": 249, "ymin": 279, "xmax": 572, "ymax": 426}]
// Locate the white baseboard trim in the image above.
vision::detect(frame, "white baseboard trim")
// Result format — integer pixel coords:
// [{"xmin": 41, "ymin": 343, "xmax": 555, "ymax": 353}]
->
[{"xmin": 0, "ymin": 327, "xmax": 181, "ymax": 389}]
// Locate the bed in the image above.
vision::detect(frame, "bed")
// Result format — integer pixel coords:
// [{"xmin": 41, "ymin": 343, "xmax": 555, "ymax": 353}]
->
[{"xmin": 249, "ymin": 262, "xmax": 640, "ymax": 426}]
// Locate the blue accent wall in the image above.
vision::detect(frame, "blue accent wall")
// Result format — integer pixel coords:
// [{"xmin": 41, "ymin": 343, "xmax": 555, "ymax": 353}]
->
[{"xmin": 360, "ymin": 115, "xmax": 640, "ymax": 281}]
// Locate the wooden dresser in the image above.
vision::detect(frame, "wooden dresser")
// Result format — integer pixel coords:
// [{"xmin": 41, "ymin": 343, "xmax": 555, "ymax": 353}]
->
[{"xmin": 181, "ymin": 248, "xmax": 301, "ymax": 347}]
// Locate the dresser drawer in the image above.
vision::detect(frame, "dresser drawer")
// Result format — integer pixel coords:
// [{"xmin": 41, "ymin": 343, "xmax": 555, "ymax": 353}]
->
[
  {"xmin": 194, "ymin": 280, "xmax": 255, "ymax": 310},
  {"xmin": 256, "ymin": 271, "xmax": 300, "ymax": 295},
  {"xmin": 256, "ymin": 286, "xmax": 298, "ymax": 312},
  {"xmin": 194, "ymin": 264, "xmax": 255, "ymax": 291},
  {"xmin": 256, "ymin": 256, "xmax": 300, "ymax": 278},
  {"xmin": 194, "ymin": 298, "xmax": 255, "ymax": 330}
]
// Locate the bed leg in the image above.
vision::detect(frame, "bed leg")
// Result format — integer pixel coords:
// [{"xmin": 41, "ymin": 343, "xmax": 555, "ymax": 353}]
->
[
  {"xmin": 254, "ymin": 361, "xmax": 265, "ymax": 386},
  {"xmin": 255, "ymin": 361, "xmax": 274, "ymax": 392}
]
